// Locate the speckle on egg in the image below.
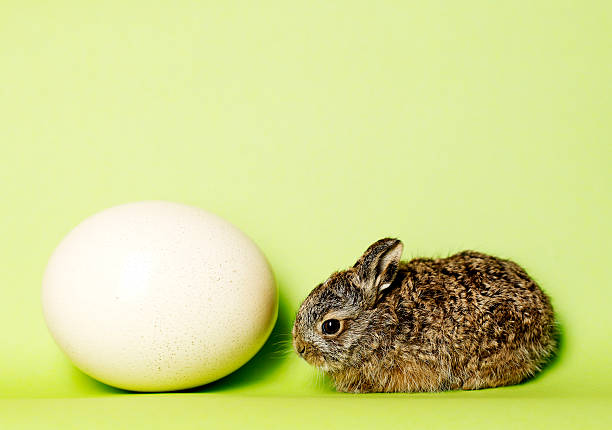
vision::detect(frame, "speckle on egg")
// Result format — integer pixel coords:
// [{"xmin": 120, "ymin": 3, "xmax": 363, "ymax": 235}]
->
[{"xmin": 41, "ymin": 200, "xmax": 278, "ymax": 392}]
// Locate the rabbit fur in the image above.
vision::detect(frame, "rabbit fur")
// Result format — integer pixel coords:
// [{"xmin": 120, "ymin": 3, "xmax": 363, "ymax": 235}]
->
[{"xmin": 292, "ymin": 238, "xmax": 557, "ymax": 393}]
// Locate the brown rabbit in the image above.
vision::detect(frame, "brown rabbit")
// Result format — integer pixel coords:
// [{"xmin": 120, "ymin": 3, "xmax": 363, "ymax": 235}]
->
[{"xmin": 292, "ymin": 238, "xmax": 557, "ymax": 393}]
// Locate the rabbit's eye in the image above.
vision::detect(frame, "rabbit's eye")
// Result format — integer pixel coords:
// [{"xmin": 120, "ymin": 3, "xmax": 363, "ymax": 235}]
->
[{"xmin": 321, "ymin": 319, "xmax": 341, "ymax": 335}]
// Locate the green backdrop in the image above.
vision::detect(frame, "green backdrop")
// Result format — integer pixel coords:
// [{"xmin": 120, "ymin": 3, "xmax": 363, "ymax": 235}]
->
[{"xmin": 1, "ymin": 1, "xmax": 610, "ymax": 428}]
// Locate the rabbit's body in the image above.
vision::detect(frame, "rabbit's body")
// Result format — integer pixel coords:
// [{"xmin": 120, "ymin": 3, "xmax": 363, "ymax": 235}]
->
[{"xmin": 293, "ymin": 239, "xmax": 557, "ymax": 393}]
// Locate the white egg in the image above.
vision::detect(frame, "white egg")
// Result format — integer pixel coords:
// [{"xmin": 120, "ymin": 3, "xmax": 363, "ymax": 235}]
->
[{"xmin": 41, "ymin": 201, "xmax": 277, "ymax": 392}]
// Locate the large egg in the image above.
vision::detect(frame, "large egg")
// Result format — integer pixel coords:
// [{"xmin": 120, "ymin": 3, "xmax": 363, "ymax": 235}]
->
[{"xmin": 41, "ymin": 201, "xmax": 277, "ymax": 392}]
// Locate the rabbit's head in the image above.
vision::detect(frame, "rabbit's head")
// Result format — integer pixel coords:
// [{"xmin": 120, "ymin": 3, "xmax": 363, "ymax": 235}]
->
[{"xmin": 292, "ymin": 238, "xmax": 403, "ymax": 372}]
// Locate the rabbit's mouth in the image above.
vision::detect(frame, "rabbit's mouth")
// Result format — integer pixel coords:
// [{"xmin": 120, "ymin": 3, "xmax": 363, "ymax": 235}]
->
[
  {"xmin": 294, "ymin": 335, "xmax": 334, "ymax": 371},
  {"xmin": 313, "ymin": 357, "xmax": 341, "ymax": 373},
  {"xmin": 303, "ymin": 351, "xmax": 324, "ymax": 366},
  {"xmin": 301, "ymin": 348, "xmax": 328, "ymax": 369}
]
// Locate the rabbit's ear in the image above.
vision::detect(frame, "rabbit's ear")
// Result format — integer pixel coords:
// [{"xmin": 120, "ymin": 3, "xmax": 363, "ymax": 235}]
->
[{"xmin": 353, "ymin": 238, "xmax": 403, "ymax": 306}]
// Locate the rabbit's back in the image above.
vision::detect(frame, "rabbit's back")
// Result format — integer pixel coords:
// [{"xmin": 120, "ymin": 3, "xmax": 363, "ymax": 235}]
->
[{"xmin": 381, "ymin": 251, "xmax": 556, "ymax": 390}]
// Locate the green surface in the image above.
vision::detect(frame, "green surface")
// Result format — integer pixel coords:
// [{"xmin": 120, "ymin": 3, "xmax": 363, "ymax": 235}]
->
[{"xmin": 1, "ymin": 0, "xmax": 611, "ymax": 428}]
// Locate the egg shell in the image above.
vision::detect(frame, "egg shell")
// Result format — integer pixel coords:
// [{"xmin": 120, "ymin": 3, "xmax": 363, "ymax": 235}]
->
[{"xmin": 41, "ymin": 201, "xmax": 278, "ymax": 392}]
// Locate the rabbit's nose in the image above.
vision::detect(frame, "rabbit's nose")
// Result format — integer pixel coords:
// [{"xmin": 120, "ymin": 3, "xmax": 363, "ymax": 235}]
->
[{"xmin": 294, "ymin": 338, "xmax": 306, "ymax": 355}]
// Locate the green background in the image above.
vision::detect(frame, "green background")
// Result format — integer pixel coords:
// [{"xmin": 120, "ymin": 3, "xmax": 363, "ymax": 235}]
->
[{"xmin": 1, "ymin": 0, "xmax": 610, "ymax": 428}]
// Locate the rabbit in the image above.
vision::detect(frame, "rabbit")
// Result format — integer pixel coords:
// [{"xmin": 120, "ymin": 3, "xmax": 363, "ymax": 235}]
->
[{"xmin": 292, "ymin": 238, "xmax": 557, "ymax": 393}]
